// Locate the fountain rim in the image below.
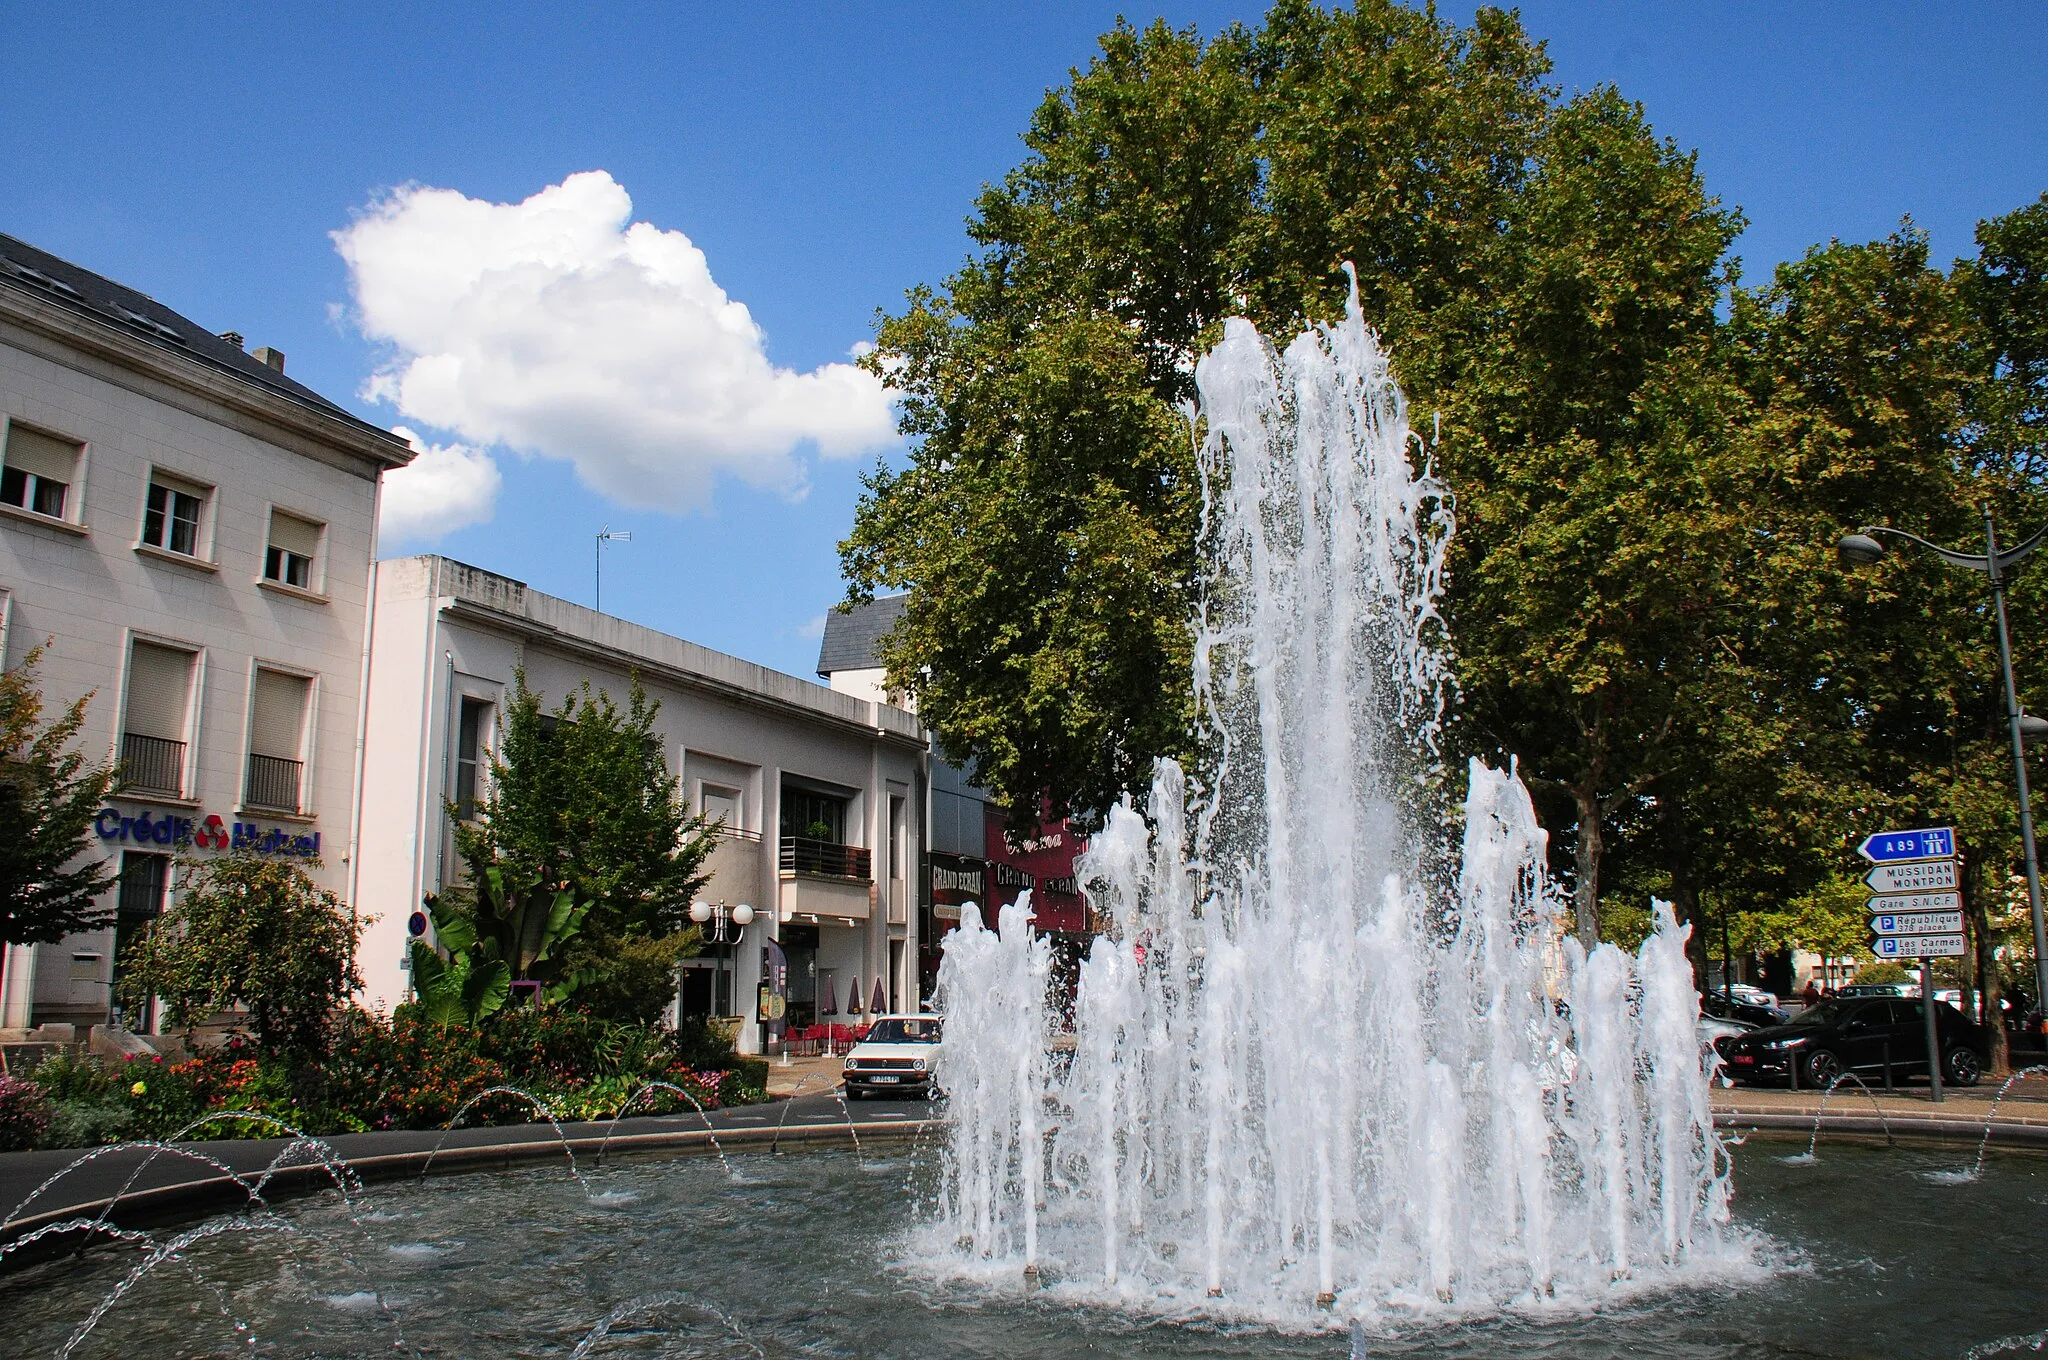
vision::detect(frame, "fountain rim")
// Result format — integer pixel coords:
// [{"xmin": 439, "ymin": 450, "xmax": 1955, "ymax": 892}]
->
[
  {"xmin": 8, "ymin": 1107, "xmax": 2045, "ymax": 1270},
  {"xmin": 0, "ymin": 1112, "xmax": 940, "ymax": 1274}
]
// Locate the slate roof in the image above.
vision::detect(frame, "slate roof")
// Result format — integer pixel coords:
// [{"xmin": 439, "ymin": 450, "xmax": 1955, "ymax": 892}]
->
[
  {"xmin": 0, "ymin": 232, "xmax": 408, "ymax": 458},
  {"xmin": 816, "ymin": 593, "xmax": 909, "ymax": 676}
]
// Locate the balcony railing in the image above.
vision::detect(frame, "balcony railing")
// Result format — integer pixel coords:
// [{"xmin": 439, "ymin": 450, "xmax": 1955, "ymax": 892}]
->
[
  {"xmin": 245, "ymin": 753, "xmax": 303, "ymax": 812},
  {"xmin": 779, "ymin": 835, "xmax": 871, "ymax": 881},
  {"xmin": 120, "ymin": 733, "xmax": 185, "ymax": 796}
]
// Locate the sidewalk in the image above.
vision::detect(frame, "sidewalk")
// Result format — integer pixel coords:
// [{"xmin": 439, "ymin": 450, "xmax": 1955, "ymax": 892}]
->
[
  {"xmin": 763, "ymin": 1051, "xmax": 853, "ymax": 1099},
  {"xmin": 1711, "ymin": 1073, "xmax": 2048, "ymax": 1146}
]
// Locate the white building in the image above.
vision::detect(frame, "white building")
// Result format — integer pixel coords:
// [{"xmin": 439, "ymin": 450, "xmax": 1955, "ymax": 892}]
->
[
  {"xmin": 354, "ymin": 556, "xmax": 928, "ymax": 1052},
  {"xmin": 0, "ymin": 233, "xmax": 411, "ymax": 1030}
]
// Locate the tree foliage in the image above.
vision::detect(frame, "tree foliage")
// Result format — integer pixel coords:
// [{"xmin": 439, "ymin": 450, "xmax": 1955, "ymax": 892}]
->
[
  {"xmin": 446, "ymin": 671, "xmax": 711, "ymax": 1022},
  {"xmin": 844, "ymin": 2, "xmax": 2048, "ymax": 999},
  {"xmin": 115, "ymin": 853, "xmax": 363, "ymax": 1053},
  {"xmin": 0, "ymin": 645, "xmax": 118, "ymax": 946}
]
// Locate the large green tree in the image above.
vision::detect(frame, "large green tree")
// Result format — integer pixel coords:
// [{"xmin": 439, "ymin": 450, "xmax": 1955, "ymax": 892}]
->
[
  {"xmin": 449, "ymin": 672, "xmax": 713, "ymax": 1022},
  {"xmin": 844, "ymin": 0, "xmax": 2048, "ymax": 971},
  {"xmin": 0, "ymin": 645, "xmax": 118, "ymax": 947},
  {"xmin": 844, "ymin": 2, "xmax": 1562, "ymax": 823},
  {"xmin": 1438, "ymin": 85, "xmax": 1742, "ymax": 945}
]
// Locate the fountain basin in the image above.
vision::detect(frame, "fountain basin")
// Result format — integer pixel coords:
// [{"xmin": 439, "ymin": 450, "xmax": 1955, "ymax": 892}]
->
[
  {"xmin": 0, "ymin": 1094, "xmax": 929, "ymax": 1268},
  {"xmin": 2, "ymin": 1136, "xmax": 2045, "ymax": 1358}
]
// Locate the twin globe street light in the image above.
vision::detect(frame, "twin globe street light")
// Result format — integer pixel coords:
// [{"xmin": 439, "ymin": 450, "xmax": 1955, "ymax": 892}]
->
[
  {"xmin": 1837, "ymin": 511, "xmax": 2048, "ymax": 1026},
  {"xmin": 688, "ymin": 899, "xmax": 755, "ymax": 1019}
]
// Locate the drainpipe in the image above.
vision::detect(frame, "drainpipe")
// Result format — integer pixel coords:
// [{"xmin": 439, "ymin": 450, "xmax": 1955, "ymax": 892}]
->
[
  {"xmin": 343, "ymin": 536, "xmax": 381, "ymax": 942},
  {"xmin": 435, "ymin": 649, "xmax": 454, "ymax": 892}
]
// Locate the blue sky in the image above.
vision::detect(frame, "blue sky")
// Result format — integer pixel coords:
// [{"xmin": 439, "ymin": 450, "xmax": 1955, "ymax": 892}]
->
[{"xmin": 4, "ymin": 3, "xmax": 2043, "ymax": 681}]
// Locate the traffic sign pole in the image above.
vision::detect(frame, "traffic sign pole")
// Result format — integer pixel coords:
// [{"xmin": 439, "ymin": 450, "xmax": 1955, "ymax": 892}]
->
[{"xmin": 1923, "ymin": 956, "xmax": 1944, "ymax": 1103}]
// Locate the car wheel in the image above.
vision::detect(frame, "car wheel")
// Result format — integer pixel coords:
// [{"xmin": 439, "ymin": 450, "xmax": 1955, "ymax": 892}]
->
[
  {"xmin": 1945, "ymin": 1047, "xmax": 1983, "ymax": 1087},
  {"xmin": 845, "ymin": 1087, "xmax": 865, "ymax": 1101},
  {"xmin": 1804, "ymin": 1049, "xmax": 1844, "ymax": 1089}
]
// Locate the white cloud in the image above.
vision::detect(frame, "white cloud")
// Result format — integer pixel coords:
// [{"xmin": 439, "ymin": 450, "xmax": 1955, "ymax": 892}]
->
[
  {"xmin": 334, "ymin": 170, "xmax": 896, "ymax": 511},
  {"xmin": 797, "ymin": 613, "xmax": 828, "ymax": 640},
  {"xmin": 379, "ymin": 426, "xmax": 502, "ymax": 543}
]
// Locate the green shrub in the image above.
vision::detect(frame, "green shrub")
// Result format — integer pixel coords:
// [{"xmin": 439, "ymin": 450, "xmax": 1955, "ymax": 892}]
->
[
  {"xmin": 44, "ymin": 1096, "xmax": 133, "ymax": 1148},
  {"xmin": 16, "ymin": 1001, "xmax": 766, "ymax": 1149},
  {"xmin": 722, "ymin": 1058, "xmax": 769, "ymax": 1105},
  {"xmin": 0, "ymin": 1074, "xmax": 53, "ymax": 1151}
]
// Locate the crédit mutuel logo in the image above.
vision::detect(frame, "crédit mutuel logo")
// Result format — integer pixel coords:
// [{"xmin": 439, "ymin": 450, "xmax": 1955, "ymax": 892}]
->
[{"xmin": 94, "ymin": 806, "xmax": 320, "ymax": 858}]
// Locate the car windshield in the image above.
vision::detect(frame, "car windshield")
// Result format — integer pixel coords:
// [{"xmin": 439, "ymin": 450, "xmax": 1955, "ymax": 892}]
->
[
  {"xmin": 1784, "ymin": 997, "xmax": 1863, "ymax": 1028},
  {"xmin": 864, "ymin": 1018, "xmax": 941, "ymax": 1044}
]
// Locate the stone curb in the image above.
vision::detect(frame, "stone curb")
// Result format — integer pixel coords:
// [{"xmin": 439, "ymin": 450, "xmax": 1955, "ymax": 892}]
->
[
  {"xmin": 0, "ymin": 1119, "xmax": 940, "ymax": 1268},
  {"xmin": 1714, "ymin": 1110, "xmax": 2048, "ymax": 1149}
]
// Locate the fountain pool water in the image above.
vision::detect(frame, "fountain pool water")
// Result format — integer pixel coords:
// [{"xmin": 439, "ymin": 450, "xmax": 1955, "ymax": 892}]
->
[
  {"xmin": 919, "ymin": 274, "xmax": 1747, "ymax": 1326},
  {"xmin": 3, "ymin": 1141, "xmax": 2046, "ymax": 1358}
]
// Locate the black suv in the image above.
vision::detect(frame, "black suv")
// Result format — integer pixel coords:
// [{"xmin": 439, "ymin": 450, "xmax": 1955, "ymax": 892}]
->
[{"xmin": 1721, "ymin": 995, "xmax": 1986, "ymax": 1089}]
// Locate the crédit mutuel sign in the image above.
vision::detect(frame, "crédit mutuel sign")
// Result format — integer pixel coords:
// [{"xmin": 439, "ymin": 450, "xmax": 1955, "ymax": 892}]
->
[{"xmin": 94, "ymin": 805, "xmax": 322, "ymax": 858}]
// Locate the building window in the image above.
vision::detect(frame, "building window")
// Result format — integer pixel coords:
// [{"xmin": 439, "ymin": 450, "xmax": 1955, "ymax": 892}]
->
[
  {"xmin": 0, "ymin": 423, "xmax": 81, "ymax": 520},
  {"xmin": 118, "ymin": 851, "xmax": 171, "ymax": 918},
  {"xmin": 703, "ymin": 783, "xmax": 742, "ymax": 834},
  {"xmin": 264, "ymin": 509, "xmax": 322, "ymax": 589},
  {"xmin": 781, "ymin": 786, "xmax": 848, "ymax": 844},
  {"xmin": 142, "ymin": 475, "xmax": 206, "ymax": 556},
  {"xmin": 247, "ymin": 668, "xmax": 310, "ymax": 812},
  {"xmin": 122, "ymin": 640, "xmax": 194, "ymax": 796},
  {"xmin": 455, "ymin": 697, "xmax": 490, "ymax": 820},
  {"xmin": 114, "ymin": 852, "xmax": 170, "ymax": 1031}
]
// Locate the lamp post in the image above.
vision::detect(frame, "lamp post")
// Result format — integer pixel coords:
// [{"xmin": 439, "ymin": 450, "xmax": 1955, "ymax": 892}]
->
[
  {"xmin": 688, "ymin": 899, "xmax": 755, "ymax": 1020},
  {"xmin": 1838, "ymin": 513, "xmax": 2048, "ymax": 1037}
]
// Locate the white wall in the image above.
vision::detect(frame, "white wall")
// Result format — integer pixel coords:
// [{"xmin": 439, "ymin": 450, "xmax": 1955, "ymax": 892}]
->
[
  {"xmin": 0, "ymin": 311, "xmax": 396, "ymax": 1027},
  {"xmin": 357, "ymin": 557, "xmax": 926, "ymax": 1049}
]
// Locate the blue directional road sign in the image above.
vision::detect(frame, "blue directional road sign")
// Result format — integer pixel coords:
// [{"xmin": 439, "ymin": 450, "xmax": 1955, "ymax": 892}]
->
[
  {"xmin": 1870, "ymin": 910, "xmax": 1964, "ymax": 936},
  {"xmin": 1856, "ymin": 827, "xmax": 1955, "ymax": 864},
  {"xmin": 1871, "ymin": 934, "xmax": 1966, "ymax": 960}
]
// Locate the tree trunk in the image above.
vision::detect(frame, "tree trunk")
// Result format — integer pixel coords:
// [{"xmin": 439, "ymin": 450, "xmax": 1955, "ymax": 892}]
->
[
  {"xmin": 1571, "ymin": 782, "xmax": 1603, "ymax": 949},
  {"xmin": 1658, "ymin": 792, "xmax": 1708, "ymax": 990},
  {"xmin": 1965, "ymin": 854, "xmax": 2009, "ymax": 1077}
]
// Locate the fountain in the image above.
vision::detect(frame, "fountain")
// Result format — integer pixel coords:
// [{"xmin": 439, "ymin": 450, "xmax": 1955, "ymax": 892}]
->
[
  {"xmin": 14, "ymin": 278, "xmax": 2048, "ymax": 1358},
  {"xmin": 920, "ymin": 272, "xmax": 1745, "ymax": 1325}
]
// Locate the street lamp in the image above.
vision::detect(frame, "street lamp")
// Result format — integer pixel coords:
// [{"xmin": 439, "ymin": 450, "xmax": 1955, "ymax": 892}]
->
[
  {"xmin": 1837, "ymin": 512, "xmax": 2048, "ymax": 1031},
  {"xmin": 688, "ymin": 899, "xmax": 755, "ymax": 1019}
]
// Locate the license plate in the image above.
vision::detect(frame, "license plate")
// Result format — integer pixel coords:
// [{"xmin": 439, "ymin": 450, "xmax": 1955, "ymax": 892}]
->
[
  {"xmin": 869, "ymin": 1074, "xmax": 899, "ymax": 1083},
  {"xmin": 1731, "ymin": 1055, "xmax": 1754, "ymax": 1064}
]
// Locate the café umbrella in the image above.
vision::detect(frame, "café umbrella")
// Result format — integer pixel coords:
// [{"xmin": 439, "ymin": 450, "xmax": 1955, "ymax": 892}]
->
[
  {"xmin": 871, "ymin": 977, "xmax": 887, "ymax": 1015},
  {"xmin": 820, "ymin": 973, "xmax": 837, "ymax": 1016},
  {"xmin": 846, "ymin": 976, "xmax": 864, "ymax": 1015}
]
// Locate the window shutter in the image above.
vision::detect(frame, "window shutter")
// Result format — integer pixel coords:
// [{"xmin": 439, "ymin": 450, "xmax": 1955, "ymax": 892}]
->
[
  {"xmin": 125, "ymin": 643, "xmax": 193, "ymax": 739},
  {"xmin": 3, "ymin": 425, "xmax": 80, "ymax": 482},
  {"xmin": 268, "ymin": 511, "xmax": 320, "ymax": 557},
  {"xmin": 250, "ymin": 669, "xmax": 309, "ymax": 759}
]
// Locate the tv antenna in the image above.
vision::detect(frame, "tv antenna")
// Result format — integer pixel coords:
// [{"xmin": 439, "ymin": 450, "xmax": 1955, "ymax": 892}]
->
[{"xmin": 595, "ymin": 525, "xmax": 632, "ymax": 612}]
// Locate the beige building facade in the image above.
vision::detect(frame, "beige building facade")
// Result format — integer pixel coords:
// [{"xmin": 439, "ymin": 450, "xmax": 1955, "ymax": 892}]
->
[
  {"xmin": 0, "ymin": 233, "xmax": 410, "ymax": 1030},
  {"xmin": 354, "ymin": 556, "xmax": 928, "ymax": 1052}
]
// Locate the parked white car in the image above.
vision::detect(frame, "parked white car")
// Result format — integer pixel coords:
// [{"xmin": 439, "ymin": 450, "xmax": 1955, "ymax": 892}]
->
[
  {"xmin": 843, "ymin": 1014, "xmax": 942, "ymax": 1099},
  {"xmin": 1726, "ymin": 984, "xmax": 1779, "ymax": 1010}
]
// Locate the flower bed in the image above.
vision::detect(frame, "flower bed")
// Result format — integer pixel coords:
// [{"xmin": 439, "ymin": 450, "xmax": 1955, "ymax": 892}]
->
[{"xmin": 1, "ymin": 1006, "xmax": 769, "ymax": 1150}]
